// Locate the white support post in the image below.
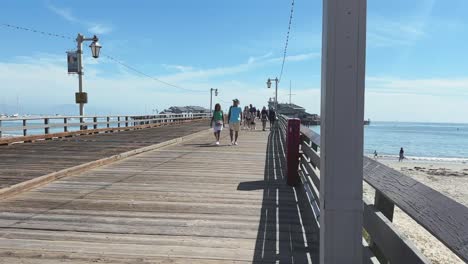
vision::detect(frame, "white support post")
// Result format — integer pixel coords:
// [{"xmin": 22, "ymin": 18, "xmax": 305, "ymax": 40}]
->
[{"xmin": 319, "ymin": 0, "xmax": 367, "ymax": 263}]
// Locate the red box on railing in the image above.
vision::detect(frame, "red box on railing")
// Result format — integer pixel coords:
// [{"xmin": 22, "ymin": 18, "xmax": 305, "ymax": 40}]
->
[{"xmin": 286, "ymin": 118, "xmax": 301, "ymax": 186}]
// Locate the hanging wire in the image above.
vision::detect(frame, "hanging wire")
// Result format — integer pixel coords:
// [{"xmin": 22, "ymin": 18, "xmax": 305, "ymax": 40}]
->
[
  {"xmin": 278, "ymin": 0, "xmax": 295, "ymax": 83},
  {"xmin": 1, "ymin": 22, "xmax": 205, "ymax": 93},
  {"xmin": 1, "ymin": 23, "xmax": 74, "ymax": 40},
  {"xmin": 102, "ymin": 54, "xmax": 205, "ymax": 93}
]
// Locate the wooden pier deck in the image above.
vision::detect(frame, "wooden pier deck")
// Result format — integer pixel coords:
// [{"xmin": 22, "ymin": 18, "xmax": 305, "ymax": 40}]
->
[
  {"xmin": 0, "ymin": 128, "xmax": 318, "ymax": 263},
  {"xmin": 0, "ymin": 120, "xmax": 207, "ymax": 190}
]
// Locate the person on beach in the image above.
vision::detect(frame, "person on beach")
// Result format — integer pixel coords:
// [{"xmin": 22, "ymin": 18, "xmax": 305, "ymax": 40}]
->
[
  {"xmin": 374, "ymin": 150, "xmax": 378, "ymax": 159},
  {"xmin": 243, "ymin": 106, "xmax": 250, "ymax": 130},
  {"xmin": 210, "ymin": 103, "xmax": 224, "ymax": 145},
  {"xmin": 261, "ymin": 106, "xmax": 269, "ymax": 131},
  {"xmin": 228, "ymin": 99, "xmax": 243, "ymax": 145},
  {"xmin": 399, "ymin": 147, "xmax": 405, "ymax": 162},
  {"xmin": 269, "ymin": 108, "xmax": 276, "ymax": 129}
]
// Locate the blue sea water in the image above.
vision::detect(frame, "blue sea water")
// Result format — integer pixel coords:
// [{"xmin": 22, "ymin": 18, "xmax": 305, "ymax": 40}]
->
[{"xmin": 309, "ymin": 122, "xmax": 468, "ymax": 160}]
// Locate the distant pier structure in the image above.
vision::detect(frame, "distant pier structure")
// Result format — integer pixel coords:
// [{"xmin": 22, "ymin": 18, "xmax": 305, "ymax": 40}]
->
[
  {"xmin": 268, "ymin": 99, "xmax": 370, "ymax": 126},
  {"xmin": 268, "ymin": 99, "xmax": 320, "ymax": 126}
]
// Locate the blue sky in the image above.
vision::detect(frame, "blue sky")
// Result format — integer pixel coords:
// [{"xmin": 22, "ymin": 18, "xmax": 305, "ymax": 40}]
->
[{"xmin": 1, "ymin": 0, "xmax": 468, "ymax": 122}]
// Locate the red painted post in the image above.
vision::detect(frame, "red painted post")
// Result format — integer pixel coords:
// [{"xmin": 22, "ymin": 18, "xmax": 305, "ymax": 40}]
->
[{"xmin": 286, "ymin": 118, "xmax": 301, "ymax": 186}]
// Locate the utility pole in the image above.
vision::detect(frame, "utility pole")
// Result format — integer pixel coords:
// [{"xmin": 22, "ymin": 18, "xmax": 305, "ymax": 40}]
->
[{"xmin": 210, "ymin": 88, "xmax": 218, "ymax": 116}]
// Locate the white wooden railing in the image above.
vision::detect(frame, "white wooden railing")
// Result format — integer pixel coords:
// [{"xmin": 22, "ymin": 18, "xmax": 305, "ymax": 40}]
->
[{"xmin": 0, "ymin": 113, "xmax": 210, "ymax": 144}]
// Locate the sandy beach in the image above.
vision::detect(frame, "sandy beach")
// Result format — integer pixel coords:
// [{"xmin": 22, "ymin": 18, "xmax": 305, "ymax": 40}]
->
[{"xmin": 364, "ymin": 156, "xmax": 468, "ymax": 264}]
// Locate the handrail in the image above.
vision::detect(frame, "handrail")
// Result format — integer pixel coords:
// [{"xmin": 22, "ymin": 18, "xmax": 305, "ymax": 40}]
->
[
  {"xmin": 0, "ymin": 113, "xmax": 210, "ymax": 142},
  {"xmin": 279, "ymin": 115, "xmax": 468, "ymax": 263},
  {"xmin": 0, "ymin": 113, "xmax": 207, "ymax": 122}
]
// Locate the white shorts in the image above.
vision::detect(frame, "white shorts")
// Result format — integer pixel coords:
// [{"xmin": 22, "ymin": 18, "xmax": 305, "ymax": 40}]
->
[{"xmin": 213, "ymin": 123, "xmax": 223, "ymax": 132}]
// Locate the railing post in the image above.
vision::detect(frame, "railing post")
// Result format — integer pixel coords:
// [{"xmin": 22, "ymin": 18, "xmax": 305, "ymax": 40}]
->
[
  {"xmin": 93, "ymin": 117, "xmax": 98, "ymax": 130},
  {"xmin": 369, "ymin": 191, "xmax": 395, "ymax": 263},
  {"xmin": 286, "ymin": 118, "xmax": 301, "ymax": 186},
  {"xmin": 44, "ymin": 118, "xmax": 49, "ymax": 135},
  {"xmin": 0, "ymin": 120, "xmax": 2, "ymax": 138},
  {"xmin": 23, "ymin": 119, "xmax": 27, "ymax": 136},
  {"xmin": 107, "ymin": 117, "xmax": 110, "ymax": 128},
  {"xmin": 319, "ymin": 0, "xmax": 367, "ymax": 263},
  {"xmin": 125, "ymin": 116, "xmax": 129, "ymax": 127},
  {"xmin": 64, "ymin": 118, "xmax": 68, "ymax": 132},
  {"xmin": 117, "ymin": 117, "xmax": 121, "ymax": 128},
  {"xmin": 79, "ymin": 117, "xmax": 84, "ymax": 130}
]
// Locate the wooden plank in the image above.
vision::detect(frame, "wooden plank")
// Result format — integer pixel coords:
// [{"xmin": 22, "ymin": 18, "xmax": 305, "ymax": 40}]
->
[
  {"xmin": 363, "ymin": 156, "xmax": 468, "ymax": 261},
  {"xmin": 0, "ymin": 121, "xmax": 209, "ymax": 189},
  {"xmin": 300, "ymin": 155, "xmax": 320, "ymax": 190},
  {"xmin": 363, "ymin": 199, "xmax": 430, "ymax": 263},
  {"xmin": 300, "ymin": 125, "xmax": 320, "ymax": 146},
  {"xmin": 301, "ymin": 141, "xmax": 321, "ymax": 169}
]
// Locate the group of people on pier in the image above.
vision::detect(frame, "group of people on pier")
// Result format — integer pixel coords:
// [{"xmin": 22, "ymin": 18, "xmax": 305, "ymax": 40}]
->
[{"xmin": 210, "ymin": 99, "xmax": 277, "ymax": 145}]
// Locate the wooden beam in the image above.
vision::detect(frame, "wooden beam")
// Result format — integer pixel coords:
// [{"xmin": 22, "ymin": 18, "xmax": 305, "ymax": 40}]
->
[{"xmin": 319, "ymin": 0, "xmax": 367, "ymax": 263}]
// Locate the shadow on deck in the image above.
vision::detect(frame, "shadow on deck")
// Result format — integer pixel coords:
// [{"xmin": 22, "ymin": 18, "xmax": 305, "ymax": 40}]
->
[{"xmin": 239, "ymin": 126, "xmax": 320, "ymax": 263}]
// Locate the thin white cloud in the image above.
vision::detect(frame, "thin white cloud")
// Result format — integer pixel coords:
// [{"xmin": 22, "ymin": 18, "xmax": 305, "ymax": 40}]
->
[
  {"xmin": 88, "ymin": 24, "xmax": 113, "ymax": 35},
  {"xmin": 47, "ymin": 4, "xmax": 77, "ymax": 22},
  {"xmin": 47, "ymin": 3, "xmax": 113, "ymax": 35},
  {"xmin": 366, "ymin": 76, "xmax": 468, "ymax": 96},
  {"xmin": 367, "ymin": 17, "xmax": 426, "ymax": 47},
  {"xmin": 367, "ymin": 0, "xmax": 437, "ymax": 48},
  {"xmin": 162, "ymin": 64, "xmax": 194, "ymax": 72},
  {"xmin": 158, "ymin": 52, "xmax": 319, "ymax": 82}
]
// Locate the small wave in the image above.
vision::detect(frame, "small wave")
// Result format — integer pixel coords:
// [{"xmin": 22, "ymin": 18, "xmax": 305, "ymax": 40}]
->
[
  {"xmin": 367, "ymin": 154, "xmax": 468, "ymax": 163},
  {"xmin": 0, "ymin": 134, "xmax": 21, "ymax": 138}
]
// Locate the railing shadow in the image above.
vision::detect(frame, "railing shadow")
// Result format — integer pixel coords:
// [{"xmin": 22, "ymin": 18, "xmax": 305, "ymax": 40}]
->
[{"xmin": 248, "ymin": 126, "xmax": 320, "ymax": 263}]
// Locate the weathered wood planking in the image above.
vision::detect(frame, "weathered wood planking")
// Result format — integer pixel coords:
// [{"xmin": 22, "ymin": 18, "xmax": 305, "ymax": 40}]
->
[
  {"xmin": 0, "ymin": 128, "xmax": 319, "ymax": 263},
  {"xmin": 0, "ymin": 120, "xmax": 208, "ymax": 189}
]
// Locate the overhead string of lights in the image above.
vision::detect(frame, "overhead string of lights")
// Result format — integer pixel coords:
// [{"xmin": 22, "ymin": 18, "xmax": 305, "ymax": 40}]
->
[
  {"xmin": 0, "ymin": 23, "xmax": 205, "ymax": 93},
  {"xmin": 278, "ymin": 0, "xmax": 295, "ymax": 83}
]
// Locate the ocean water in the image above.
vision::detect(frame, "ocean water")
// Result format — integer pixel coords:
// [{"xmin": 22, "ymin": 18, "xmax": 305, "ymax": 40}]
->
[{"xmin": 309, "ymin": 122, "xmax": 468, "ymax": 161}]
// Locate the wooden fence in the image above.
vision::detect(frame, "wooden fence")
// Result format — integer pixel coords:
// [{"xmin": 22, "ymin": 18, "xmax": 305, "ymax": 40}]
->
[
  {"xmin": 0, "ymin": 113, "xmax": 209, "ymax": 144},
  {"xmin": 278, "ymin": 115, "xmax": 468, "ymax": 264}
]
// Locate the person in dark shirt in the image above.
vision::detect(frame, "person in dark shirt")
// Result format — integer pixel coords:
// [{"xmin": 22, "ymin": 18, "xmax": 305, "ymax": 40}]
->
[
  {"xmin": 261, "ymin": 106, "xmax": 269, "ymax": 131},
  {"xmin": 399, "ymin": 147, "xmax": 405, "ymax": 162},
  {"xmin": 268, "ymin": 108, "xmax": 276, "ymax": 129}
]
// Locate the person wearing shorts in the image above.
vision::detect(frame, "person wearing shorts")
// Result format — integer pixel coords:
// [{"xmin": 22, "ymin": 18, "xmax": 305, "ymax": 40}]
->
[
  {"xmin": 210, "ymin": 103, "xmax": 224, "ymax": 145},
  {"xmin": 228, "ymin": 99, "xmax": 242, "ymax": 145}
]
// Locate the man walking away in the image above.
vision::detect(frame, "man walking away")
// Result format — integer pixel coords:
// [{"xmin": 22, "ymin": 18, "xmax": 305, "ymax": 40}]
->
[
  {"xmin": 228, "ymin": 99, "xmax": 243, "ymax": 145},
  {"xmin": 261, "ymin": 106, "xmax": 269, "ymax": 131},
  {"xmin": 269, "ymin": 108, "xmax": 276, "ymax": 129},
  {"xmin": 399, "ymin": 147, "xmax": 405, "ymax": 162}
]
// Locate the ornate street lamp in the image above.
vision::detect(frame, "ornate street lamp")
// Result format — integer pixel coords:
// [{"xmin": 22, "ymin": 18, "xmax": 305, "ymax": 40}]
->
[
  {"xmin": 89, "ymin": 36, "xmax": 102, "ymax": 59},
  {"xmin": 266, "ymin": 77, "xmax": 279, "ymax": 110},
  {"xmin": 74, "ymin": 34, "xmax": 102, "ymax": 127}
]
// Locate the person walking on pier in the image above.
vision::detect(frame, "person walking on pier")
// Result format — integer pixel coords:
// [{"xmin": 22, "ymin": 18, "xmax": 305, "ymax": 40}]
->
[
  {"xmin": 269, "ymin": 108, "xmax": 277, "ymax": 129},
  {"xmin": 243, "ymin": 106, "xmax": 250, "ymax": 130},
  {"xmin": 228, "ymin": 99, "xmax": 243, "ymax": 145},
  {"xmin": 210, "ymin": 103, "xmax": 224, "ymax": 145},
  {"xmin": 399, "ymin": 147, "xmax": 405, "ymax": 162},
  {"xmin": 261, "ymin": 106, "xmax": 269, "ymax": 131}
]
